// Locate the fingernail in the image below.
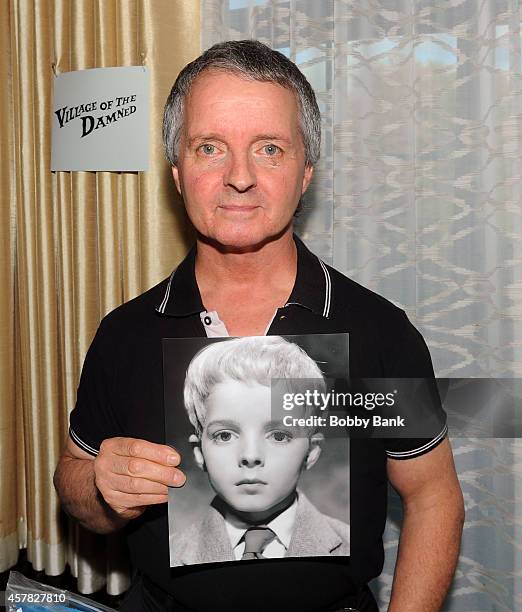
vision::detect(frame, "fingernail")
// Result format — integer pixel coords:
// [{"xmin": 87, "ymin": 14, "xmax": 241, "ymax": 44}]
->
[
  {"xmin": 167, "ymin": 455, "xmax": 179, "ymax": 466},
  {"xmin": 173, "ymin": 471, "xmax": 184, "ymax": 485}
]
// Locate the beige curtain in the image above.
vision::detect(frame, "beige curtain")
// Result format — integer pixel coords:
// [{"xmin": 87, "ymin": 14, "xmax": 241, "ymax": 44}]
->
[{"xmin": 0, "ymin": 0, "xmax": 199, "ymax": 595}]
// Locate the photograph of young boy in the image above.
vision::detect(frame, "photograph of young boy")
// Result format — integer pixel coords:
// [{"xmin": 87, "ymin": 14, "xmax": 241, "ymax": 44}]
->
[{"xmin": 167, "ymin": 335, "xmax": 350, "ymax": 567}]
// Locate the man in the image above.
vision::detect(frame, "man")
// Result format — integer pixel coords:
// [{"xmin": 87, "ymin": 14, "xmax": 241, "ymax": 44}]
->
[{"xmin": 54, "ymin": 40, "xmax": 464, "ymax": 612}]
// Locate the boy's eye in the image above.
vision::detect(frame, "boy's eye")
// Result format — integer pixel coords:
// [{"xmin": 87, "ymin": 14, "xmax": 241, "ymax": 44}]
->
[
  {"xmin": 212, "ymin": 430, "xmax": 235, "ymax": 443},
  {"xmin": 269, "ymin": 430, "xmax": 292, "ymax": 443},
  {"xmin": 263, "ymin": 144, "xmax": 280, "ymax": 156}
]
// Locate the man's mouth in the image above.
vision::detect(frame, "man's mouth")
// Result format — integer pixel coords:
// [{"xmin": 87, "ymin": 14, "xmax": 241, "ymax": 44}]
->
[{"xmin": 219, "ymin": 204, "xmax": 259, "ymax": 212}]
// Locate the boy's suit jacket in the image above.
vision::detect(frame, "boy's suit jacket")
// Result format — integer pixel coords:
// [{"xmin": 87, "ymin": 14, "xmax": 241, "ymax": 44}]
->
[{"xmin": 170, "ymin": 491, "xmax": 350, "ymax": 567}]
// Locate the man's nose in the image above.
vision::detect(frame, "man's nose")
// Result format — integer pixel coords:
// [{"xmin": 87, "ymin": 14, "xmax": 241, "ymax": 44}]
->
[
  {"xmin": 239, "ymin": 438, "xmax": 264, "ymax": 467},
  {"xmin": 224, "ymin": 152, "xmax": 256, "ymax": 192}
]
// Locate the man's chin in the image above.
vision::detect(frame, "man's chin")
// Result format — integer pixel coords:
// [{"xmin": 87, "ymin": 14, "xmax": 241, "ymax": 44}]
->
[{"xmin": 197, "ymin": 225, "xmax": 292, "ymax": 253}]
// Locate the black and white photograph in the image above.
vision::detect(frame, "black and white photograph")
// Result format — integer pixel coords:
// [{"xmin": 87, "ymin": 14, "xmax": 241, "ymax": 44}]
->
[{"xmin": 163, "ymin": 334, "xmax": 350, "ymax": 567}]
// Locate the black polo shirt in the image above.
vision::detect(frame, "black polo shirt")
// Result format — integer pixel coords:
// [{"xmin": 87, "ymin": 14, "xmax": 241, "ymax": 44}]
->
[{"xmin": 70, "ymin": 236, "xmax": 446, "ymax": 612}]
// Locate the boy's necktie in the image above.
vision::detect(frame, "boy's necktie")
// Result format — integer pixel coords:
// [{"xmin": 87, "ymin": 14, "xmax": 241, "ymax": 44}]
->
[{"xmin": 241, "ymin": 526, "xmax": 276, "ymax": 560}]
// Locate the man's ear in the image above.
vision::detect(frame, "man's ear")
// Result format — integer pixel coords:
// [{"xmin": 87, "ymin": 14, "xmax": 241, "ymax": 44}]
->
[
  {"xmin": 304, "ymin": 432, "xmax": 323, "ymax": 470},
  {"xmin": 171, "ymin": 165, "xmax": 182, "ymax": 195},
  {"xmin": 189, "ymin": 433, "xmax": 205, "ymax": 471},
  {"xmin": 301, "ymin": 163, "xmax": 314, "ymax": 196}
]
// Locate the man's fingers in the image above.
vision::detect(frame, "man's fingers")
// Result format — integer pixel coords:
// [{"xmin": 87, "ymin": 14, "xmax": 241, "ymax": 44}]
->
[
  {"xmin": 126, "ymin": 439, "xmax": 180, "ymax": 466},
  {"xmin": 107, "ymin": 456, "xmax": 185, "ymax": 487},
  {"xmin": 95, "ymin": 437, "xmax": 185, "ymax": 517},
  {"xmin": 109, "ymin": 474, "xmax": 170, "ymax": 496},
  {"xmin": 105, "ymin": 437, "xmax": 180, "ymax": 466}
]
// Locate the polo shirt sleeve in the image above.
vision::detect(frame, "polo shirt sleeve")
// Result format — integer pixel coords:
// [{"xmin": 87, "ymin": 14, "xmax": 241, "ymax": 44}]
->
[
  {"xmin": 69, "ymin": 317, "xmax": 122, "ymax": 456},
  {"xmin": 382, "ymin": 311, "xmax": 447, "ymax": 460}
]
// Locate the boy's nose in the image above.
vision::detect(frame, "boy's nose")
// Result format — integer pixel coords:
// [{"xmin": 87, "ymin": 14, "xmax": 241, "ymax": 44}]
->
[
  {"xmin": 239, "ymin": 440, "xmax": 265, "ymax": 467},
  {"xmin": 240, "ymin": 455, "xmax": 263, "ymax": 467}
]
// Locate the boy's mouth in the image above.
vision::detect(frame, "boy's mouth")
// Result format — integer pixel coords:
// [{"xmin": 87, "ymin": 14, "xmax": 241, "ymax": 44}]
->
[{"xmin": 235, "ymin": 478, "xmax": 267, "ymax": 486}]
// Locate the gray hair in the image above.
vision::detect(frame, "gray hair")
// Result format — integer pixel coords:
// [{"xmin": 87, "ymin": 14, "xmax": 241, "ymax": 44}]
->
[{"xmin": 162, "ymin": 39, "xmax": 321, "ymax": 167}]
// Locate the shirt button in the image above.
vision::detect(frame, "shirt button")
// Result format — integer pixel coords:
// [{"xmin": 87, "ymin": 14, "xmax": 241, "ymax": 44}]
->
[{"xmin": 204, "ymin": 316, "xmax": 212, "ymax": 325}]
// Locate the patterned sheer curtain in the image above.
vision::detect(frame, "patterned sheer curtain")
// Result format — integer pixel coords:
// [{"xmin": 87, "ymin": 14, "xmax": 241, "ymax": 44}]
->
[{"xmin": 201, "ymin": 1, "xmax": 522, "ymax": 610}]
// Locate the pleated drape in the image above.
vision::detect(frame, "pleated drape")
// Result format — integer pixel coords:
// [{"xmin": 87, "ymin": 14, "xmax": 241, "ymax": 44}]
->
[{"xmin": 0, "ymin": 0, "xmax": 199, "ymax": 595}]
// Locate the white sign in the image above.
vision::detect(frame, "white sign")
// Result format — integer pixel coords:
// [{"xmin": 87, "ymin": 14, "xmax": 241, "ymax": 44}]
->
[{"xmin": 51, "ymin": 66, "xmax": 150, "ymax": 171}]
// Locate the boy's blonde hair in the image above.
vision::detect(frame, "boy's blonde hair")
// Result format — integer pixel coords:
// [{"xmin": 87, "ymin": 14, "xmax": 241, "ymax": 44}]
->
[{"xmin": 183, "ymin": 336, "xmax": 326, "ymax": 435}]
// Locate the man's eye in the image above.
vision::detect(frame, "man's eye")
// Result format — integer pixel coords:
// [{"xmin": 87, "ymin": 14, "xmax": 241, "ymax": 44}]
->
[
  {"xmin": 200, "ymin": 144, "xmax": 216, "ymax": 155},
  {"xmin": 263, "ymin": 144, "xmax": 280, "ymax": 156},
  {"xmin": 269, "ymin": 431, "xmax": 292, "ymax": 443}
]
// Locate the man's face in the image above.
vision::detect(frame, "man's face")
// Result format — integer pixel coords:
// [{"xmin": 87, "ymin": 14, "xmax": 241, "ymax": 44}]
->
[
  {"xmin": 171, "ymin": 71, "xmax": 314, "ymax": 250},
  {"xmin": 196, "ymin": 379, "xmax": 320, "ymax": 515}
]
